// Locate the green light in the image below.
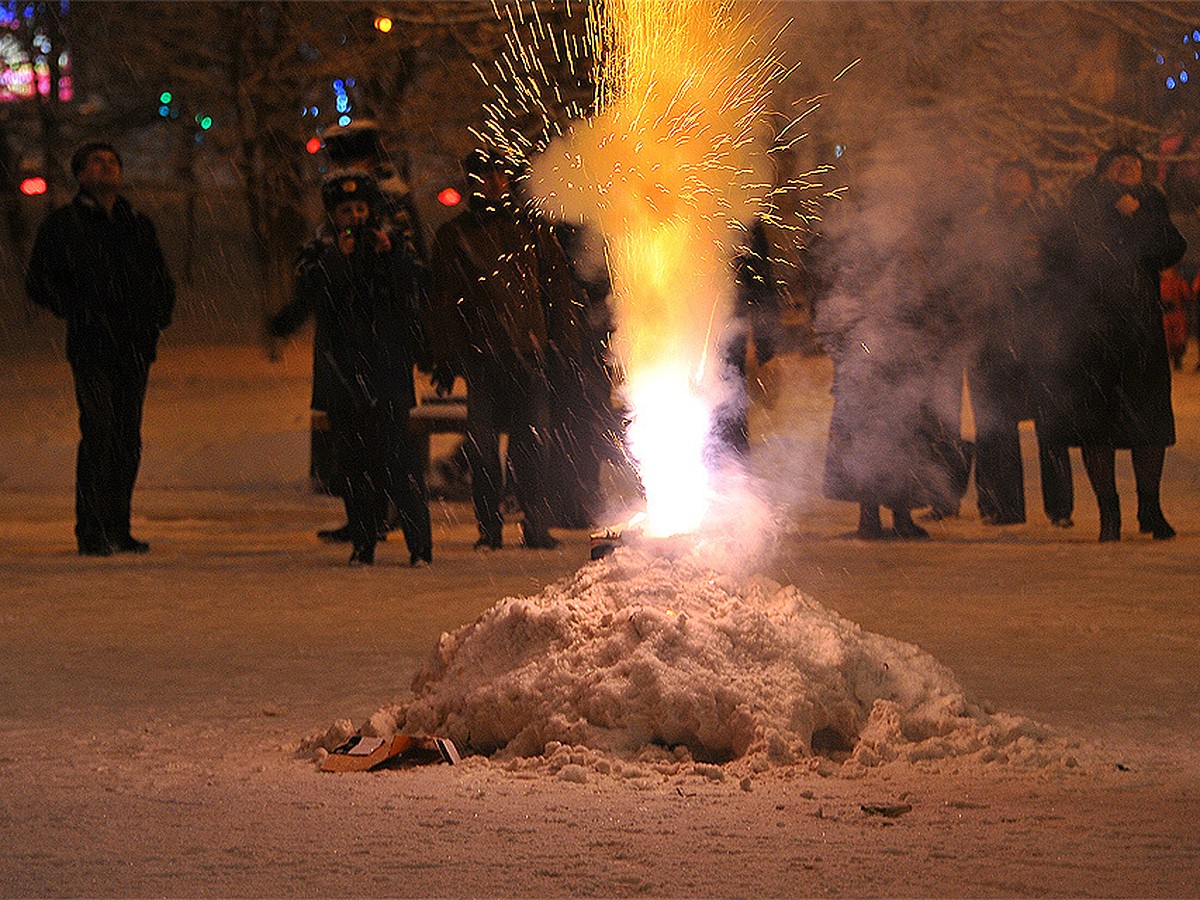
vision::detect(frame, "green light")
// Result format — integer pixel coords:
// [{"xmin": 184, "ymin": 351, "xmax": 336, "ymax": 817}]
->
[
  {"xmin": 200, "ymin": 116, "xmax": 212, "ymax": 130},
  {"xmin": 159, "ymin": 91, "xmax": 172, "ymax": 104}
]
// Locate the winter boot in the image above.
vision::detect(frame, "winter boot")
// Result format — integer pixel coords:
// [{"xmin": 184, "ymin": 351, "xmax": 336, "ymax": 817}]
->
[
  {"xmin": 892, "ymin": 508, "xmax": 931, "ymax": 541},
  {"xmin": 1137, "ymin": 494, "xmax": 1176, "ymax": 540},
  {"xmin": 349, "ymin": 542, "xmax": 376, "ymax": 566},
  {"xmin": 856, "ymin": 504, "xmax": 886, "ymax": 540}
]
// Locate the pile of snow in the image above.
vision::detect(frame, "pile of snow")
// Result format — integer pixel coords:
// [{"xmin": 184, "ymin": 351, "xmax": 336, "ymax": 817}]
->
[{"xmin": 307, "ymin": 542, "xmax": 1065, "ymax": 771}]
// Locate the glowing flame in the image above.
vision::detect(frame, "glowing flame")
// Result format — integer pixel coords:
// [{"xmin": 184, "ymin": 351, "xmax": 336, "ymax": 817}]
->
[
  {"xmin": 624, "ymin": 366, "xmax": 711, "ymax": 536},
  {"xmin": 531, "ymin": 0, "xmax": 777, "ymax": 536}
]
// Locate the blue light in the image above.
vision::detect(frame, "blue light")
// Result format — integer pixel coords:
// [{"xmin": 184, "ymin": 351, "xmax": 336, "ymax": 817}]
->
[
  {"xmin": 333, "ymin": 79, "xmax": 344, "ymax": 92},
  {"xmin": 1182, "ymin": 70, "xmax": 1190, "ymax": 83},
  {"xmin": 834, "ymin": 143, "xmax": 845, "ymax": 159},
  {"xmin": 335, "ymin": 95, "xmax": 348, "ymax": 113},
  {"xmin": 338, "ymin": 115, "xmax": 351, "ymax": 127},
  {"xmin": 1194, "ymin": 29, "xmax": 1200, "ymax": 42},
  {"xmin": 1157, "ymin": 53, "xmax": 1166, "ymax": 65},
  {"xmin": 311, "ymin": 106, "xmax": 319, "ymax": 116},
  {"xmin": 347, "ymin": 78, "xmax": 355, "ymax": 87},
  {"xmin": 1167, "ymin": 76, "xmax": 1178, "ymax": 89},
  {"xmin": 159, "ymin": 105, "xmax": 170, "ymax": 116}
]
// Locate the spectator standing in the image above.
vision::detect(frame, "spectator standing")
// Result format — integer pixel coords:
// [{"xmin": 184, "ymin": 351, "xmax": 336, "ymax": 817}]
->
[
  {"xmin": 712, "ymin": 218, "xmax": 783, "ymax": 457},
  {"xmin": 25, "ymin": 142, "xmax": 175, "ymax": 556},
  {"xmin": 814, "ymin": 218, "xmax": 955, "ymax": 541},
  {"xmin": 323, "ymin": 119, "xmax": 427, "ymax": 261},
  {"xmin": 269, "ymin": 119, "xmax": 426, "ymax": 540},
  {"xmin": 967, "ymin": 159, "xmax": 1075, "ymax": 528},
  {"xmin": 426, "ymin": 149, "xmax": 580, "ymax": 550},
  {"xmin": 545, "ymin": 223, "xmax": 616, "ymax": 528},
  {"xmin": 1055, "ymin": 146, "xmax": 1186, "ymax": 541},
  {"xmin": 293, "ymin": 172, "xmax": 432, "ymax": 566}
]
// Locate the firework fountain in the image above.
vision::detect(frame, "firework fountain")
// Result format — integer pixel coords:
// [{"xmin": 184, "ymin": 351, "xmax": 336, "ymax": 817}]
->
[
  {"xmin": 529, "ymin": 0, "xmax": 782, "ymax": 537},
  {"xmin": 307, "ymin": 0, "xmax": 1060, "ymax": 770}
]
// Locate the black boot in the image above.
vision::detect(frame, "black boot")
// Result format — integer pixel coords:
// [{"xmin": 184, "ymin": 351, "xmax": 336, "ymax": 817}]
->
[
  {"xmin": 1138, "ymin": 504, "xmax": 1176, "ymax": 540},
  {"xmin": 1132, "ymin": 447, "xmax": 1173, "ymax": 540},
  {"xmin": 856, "ymin": 504, "xmax": 885, "ymax": 540},
  {"xmin": 892, "ymin": 508, "xmax": 930, "ymax": 541},
  {"xmin": 1098, "ymin": 496, "xmax": 1121, "ymax": 542},
  {"xmin": 349, "ymin": 542, "xmax": 376, "ymax": 566}
]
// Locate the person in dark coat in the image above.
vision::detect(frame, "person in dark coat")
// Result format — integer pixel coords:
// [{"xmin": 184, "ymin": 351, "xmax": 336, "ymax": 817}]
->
[
  {"xmin": 269, "ymin": 120, "xmax": 427, "ymax": 539},
  {"xmin": 426, "ymin": 149, "xmax": 581, "ymax": 550},
  {"xmin": 711, "ymin": 218, "xmax": 783, "ymax": 457},
  {"xmin": 1051, "ymin": 146, "xmax": 1186, "ymax": 541},
  {"xmin": 966, "ymin": 158, "xmax": 1075, "ymax": 528},
  {"xmin": 544, "ymin": 222, "xmax": 617, "ymax": 529},
  {"xmin": 268, "ymin": 234, "xmax": 346, "ymax": 515},
  {"xmin": 25, "ymin": 141, "xmax": 175, "ymax": 556},
  {"xmin": 814, "ymin": 219, "xmax": 955, "ymax": 541},
  {"xmin": 293, "ymin": 172, "xmax": 432, "ymax": 565}
]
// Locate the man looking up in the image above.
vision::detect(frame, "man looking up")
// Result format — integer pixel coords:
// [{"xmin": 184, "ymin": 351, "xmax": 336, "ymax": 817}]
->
[{"xmin": 26, "ymin": 142, "xmax": 176, "ymax": 556}]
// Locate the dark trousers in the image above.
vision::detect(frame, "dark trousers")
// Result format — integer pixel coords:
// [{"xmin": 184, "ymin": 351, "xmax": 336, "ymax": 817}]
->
[
  {"xmin": 1035, "ymin": 431, "xmax": 1074, "ymax": 521},
  {"xmin": 465, "ymin": 365, "xmax": 553, "ymax": 543},
  {"xmin": 329, "ymin": 400, "xmax": 431, "ymax": 557},
  {"xmin": 545, "ymin": 352, "xmax": 613, "ymax": 527},
  {"xmin": 974, "ymin": 421, "xmax": 1025, "ymax": 523},
  {"xmin": 71, "ymin": 358, "xmax": 149, "ymax": 546},
  {"xmin": 971, "ymin": 377, "xmax": 1026, "ymax": 524},
  {"xmin": 976, "ymin": 418, "xmax": 1075, "ymax": 524}
]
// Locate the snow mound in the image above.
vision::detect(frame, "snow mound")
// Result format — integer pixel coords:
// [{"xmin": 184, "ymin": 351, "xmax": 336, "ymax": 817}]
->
[{"xmin": 356, "ymin": 546, "xmax": 1061, "ymax": 768}]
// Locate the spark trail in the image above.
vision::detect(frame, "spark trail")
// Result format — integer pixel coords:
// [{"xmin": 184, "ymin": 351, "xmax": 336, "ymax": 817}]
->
[{"xmin": 481, "ymin": 0, "xmax": 807, "ymax": 537}]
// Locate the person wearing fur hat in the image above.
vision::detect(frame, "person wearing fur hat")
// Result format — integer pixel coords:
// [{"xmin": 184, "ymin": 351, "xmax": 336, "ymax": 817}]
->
[
  {"xmin": 425, "ymin": 149, "xmax": 580, "ymax": 550},
  {"xmin": 291, "ymin": 171, "xmax": 432, "ymax": 566},
  {"xmin": 1043, "ymin": 145, "xmax": 1187, "ymax": 541},
  {"xmin": 25, "ymin": 141, "xmax": 175, "ymax": 556}
]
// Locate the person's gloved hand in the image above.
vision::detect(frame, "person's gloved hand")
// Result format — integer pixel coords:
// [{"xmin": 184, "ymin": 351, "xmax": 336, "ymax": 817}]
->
[{"xmin": 431, "ymin": 361, "xmax": 458, "ymax": 396}]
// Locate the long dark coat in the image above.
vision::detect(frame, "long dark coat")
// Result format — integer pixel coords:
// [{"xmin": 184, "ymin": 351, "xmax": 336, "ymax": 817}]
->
[
  {"xmin": 293, "ymin": 229, "xmax": 427, "ymax": 413},
  {"xmin": 815, "ymin": 253, "xmax": 958, "ymax": 511},
  {"xmin": 1037, "ymin": 177, "xmax": 1186, "ymax": 448}
]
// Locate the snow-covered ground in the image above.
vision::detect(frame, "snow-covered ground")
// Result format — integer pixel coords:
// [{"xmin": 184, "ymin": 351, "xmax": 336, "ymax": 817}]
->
[{"xmin": 2, "ymin": 327, "xmax": 1200, "ymax": 897}]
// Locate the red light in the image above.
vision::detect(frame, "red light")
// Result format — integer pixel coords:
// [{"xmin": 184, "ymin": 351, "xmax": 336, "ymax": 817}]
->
[
  {"xmin": 306, "ymin": 137, "xmax": 322, "ymax": 154},
  {"xmin": 20, "ymin": 177, "xmax": 48, "ymax": 196},
  {"xmin": 437, "ymin": 187, "xmax": 462, "ymax": 207}
]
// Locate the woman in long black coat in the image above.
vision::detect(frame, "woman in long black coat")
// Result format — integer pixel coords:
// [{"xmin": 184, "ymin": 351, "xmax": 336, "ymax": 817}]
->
[{"xmin": 1047, "ymin": 147, "xmax": 1186, "ymax": 541}]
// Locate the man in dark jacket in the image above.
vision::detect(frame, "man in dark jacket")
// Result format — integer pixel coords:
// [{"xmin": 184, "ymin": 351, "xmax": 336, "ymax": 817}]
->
[
  {"xmin": 294, "ymin": 172, "xmax": 432, "ymax": 566},
  {"xmin": 25, "ymin": 141, "xmax": 175, "ymax": 556},
  {"xmin": 967, "ymin": 158, "xmax": 1075, "ymax": 528},
  {"xmin": 426, "ymin": 149, "xmax": 580, "ymax": 550}
]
